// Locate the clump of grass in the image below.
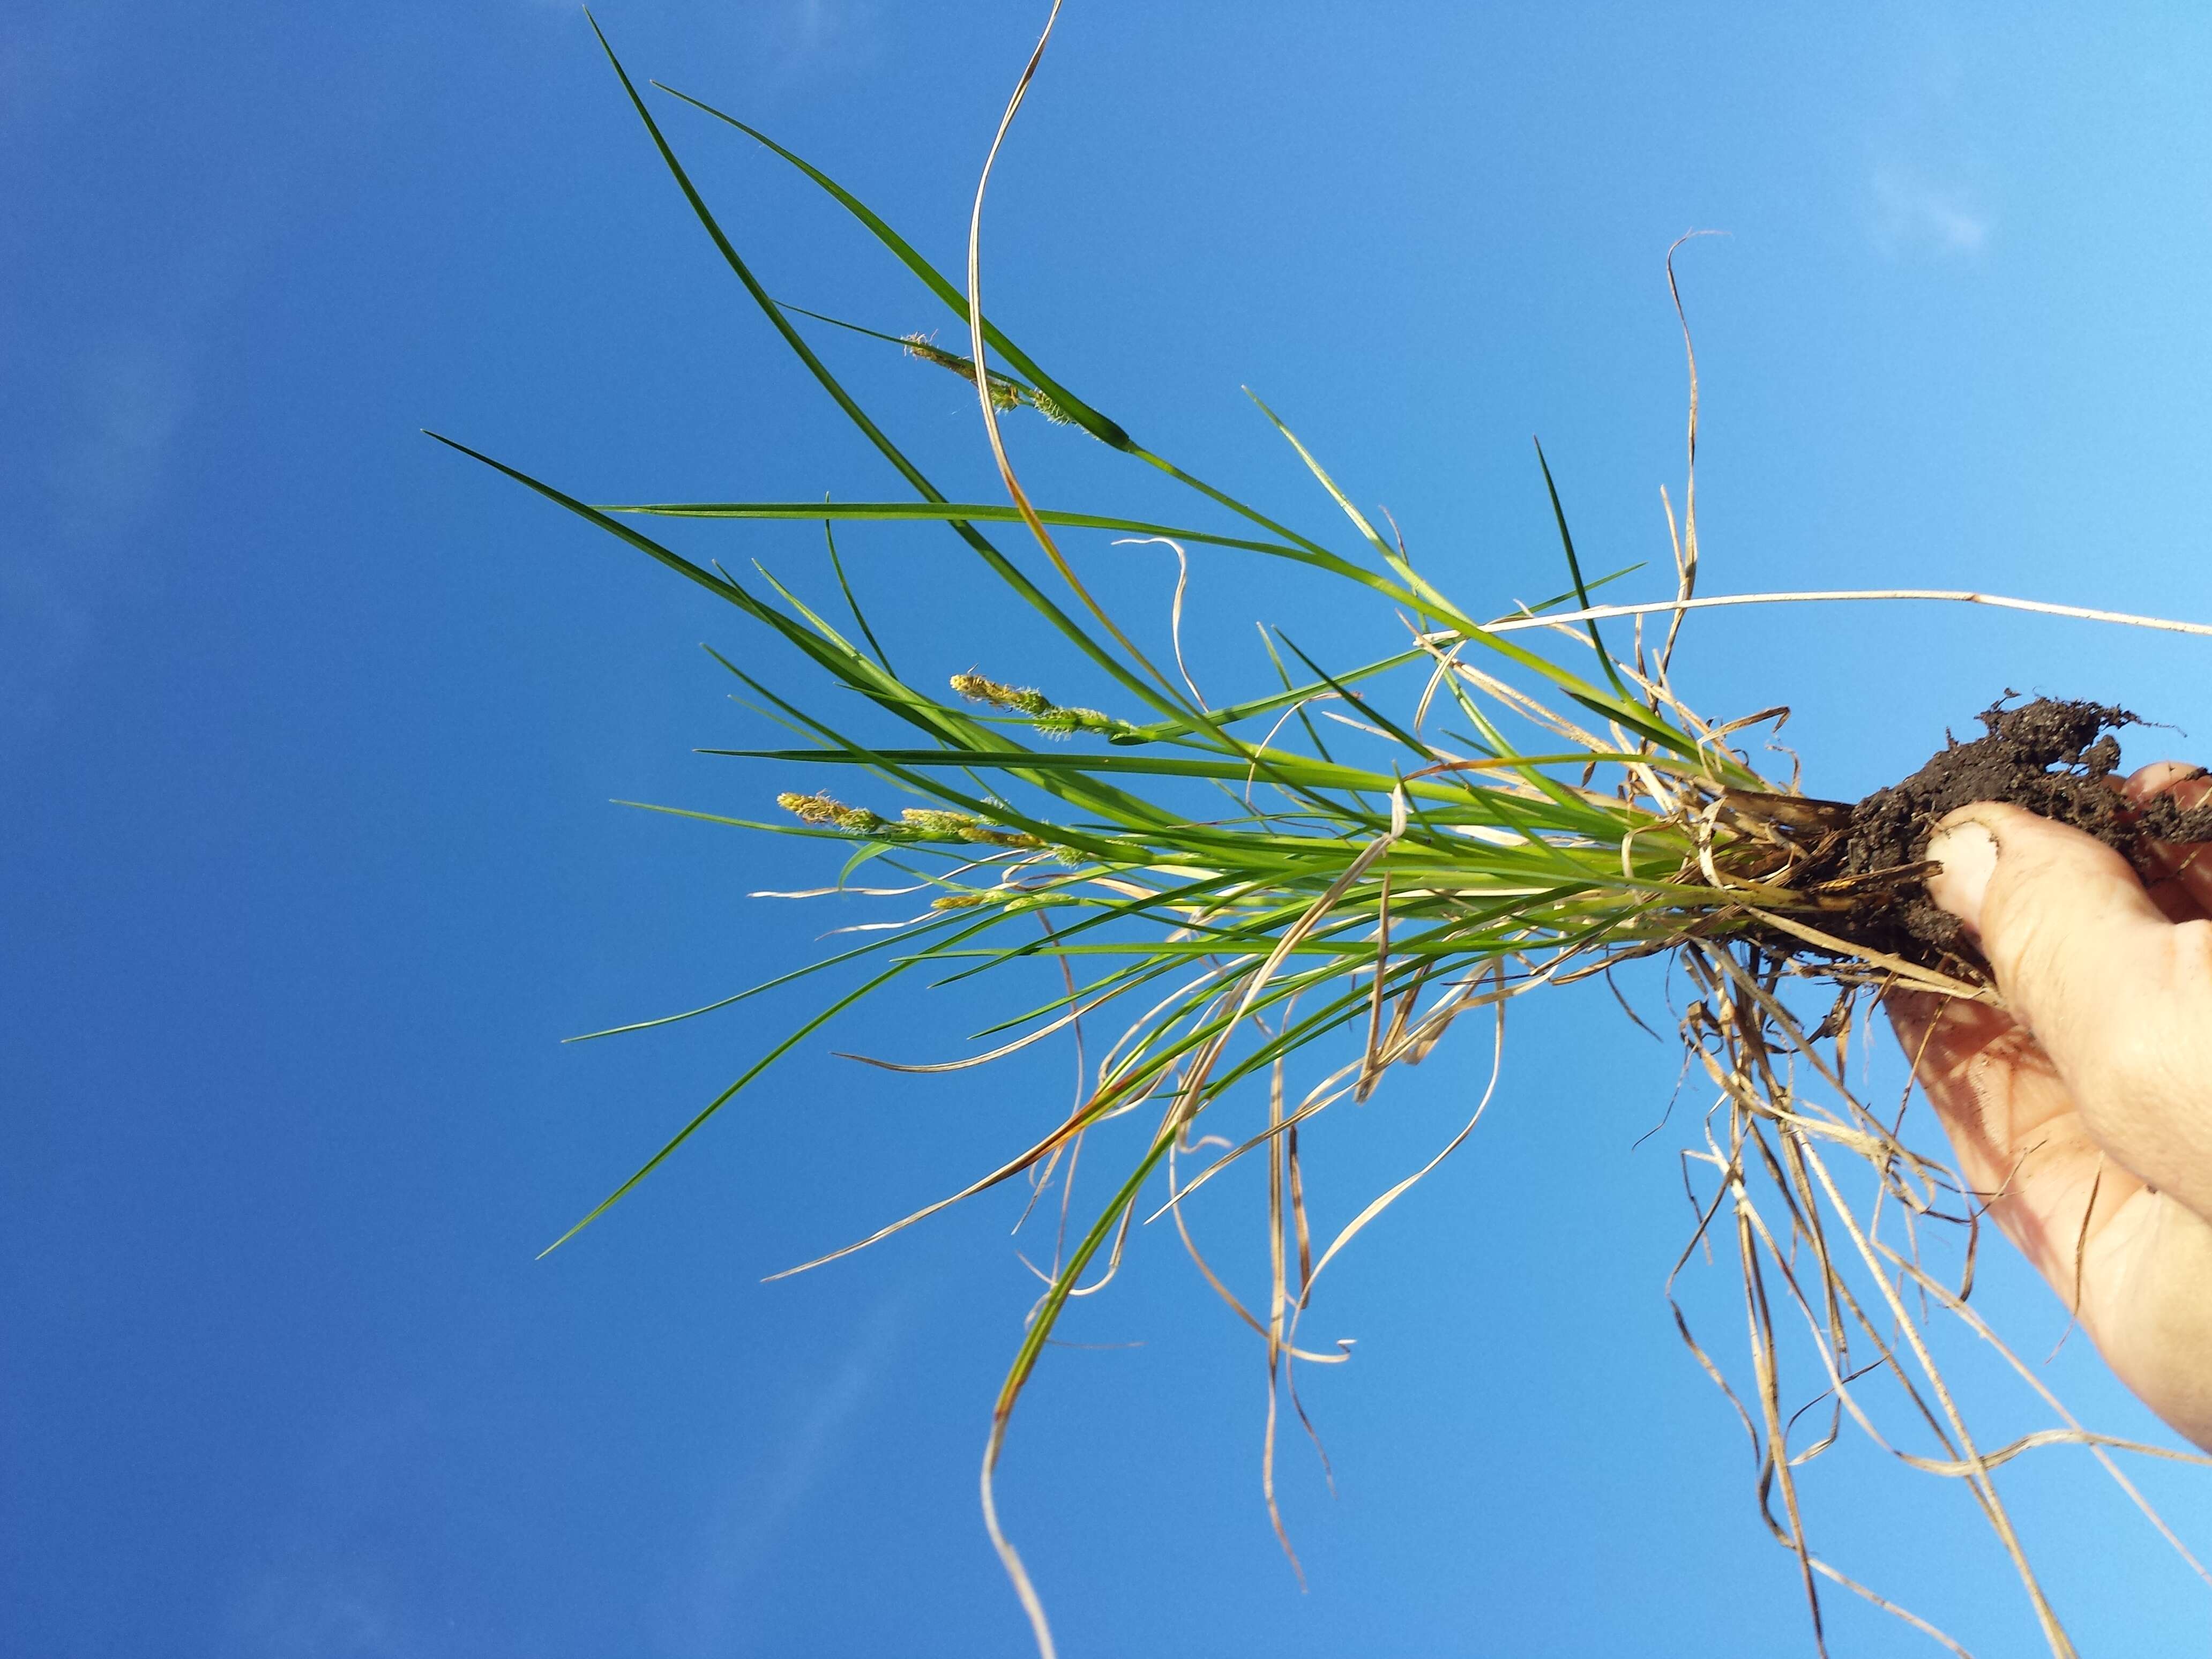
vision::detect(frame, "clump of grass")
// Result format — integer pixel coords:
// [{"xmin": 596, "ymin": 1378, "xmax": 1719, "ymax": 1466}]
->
[{"xmin": 435, "ymin": 15, "xmax": 2212, "ymax": 1657}]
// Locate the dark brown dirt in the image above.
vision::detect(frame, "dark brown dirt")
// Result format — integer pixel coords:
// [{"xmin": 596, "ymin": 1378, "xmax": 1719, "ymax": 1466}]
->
[{"xmin": 1784, "ymin": 697, "xmax": 2212, "ymax": 975}]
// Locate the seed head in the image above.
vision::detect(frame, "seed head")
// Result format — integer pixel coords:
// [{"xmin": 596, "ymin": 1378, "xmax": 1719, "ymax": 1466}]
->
[
  {"xmin": 1022, "ymin": 384, "xmax": 1077, "ymax": 425},
  {"xmin": 901, "ymin": 808, "xmax": 979, "ymax": 838},
  {"xmin": 1035, "ymin": 704, "xmax": 1122, "ymax": 740},
  {"xmin": 959, "ymin": 825, "xmax": 1048, "ymax": 849},
  {"xmin": 902, "ymin": 334, "xmax": 1023, "ymax": 411},
  {"xmin": 777, "ymin": 790, "xmax": 839, "ymax": 824},
  {"xmin": 776, "ymin": 790, "xmax": 884, "ymax": 834},
  {"xmin": 951, "ymin": 671, "xmax": 1051, "ymax": 717},
  {"xmin": 949, "ymin": 671, "xmax": 1140, "ymax": 743}
]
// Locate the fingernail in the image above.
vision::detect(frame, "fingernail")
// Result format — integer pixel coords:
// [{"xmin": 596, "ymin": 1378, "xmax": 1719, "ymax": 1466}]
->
[{"xmin": 1925, "ymin": 821, "xmax": 1998, "ymax": 935}]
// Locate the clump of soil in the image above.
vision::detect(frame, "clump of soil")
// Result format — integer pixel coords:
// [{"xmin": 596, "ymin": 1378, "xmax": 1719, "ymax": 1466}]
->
[{"xmin": 1794, "ymin": 697, "xmax": 2212, "ymax": 975}]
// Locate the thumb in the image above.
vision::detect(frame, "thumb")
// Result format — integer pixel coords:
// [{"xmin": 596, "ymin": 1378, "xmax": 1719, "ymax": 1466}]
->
[{"xmin": 1925, "ymin": 802, "xmax": 2212, "ymax": 1212}]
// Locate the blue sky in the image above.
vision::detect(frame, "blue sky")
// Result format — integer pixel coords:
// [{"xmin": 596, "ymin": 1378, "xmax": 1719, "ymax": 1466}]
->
[{"xmin": 10, "ymin": 2, "xmax": 2212, "ymax": 1654}]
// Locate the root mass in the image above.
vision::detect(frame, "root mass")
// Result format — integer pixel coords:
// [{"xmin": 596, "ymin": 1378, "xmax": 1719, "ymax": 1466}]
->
[{"xmin": 1799, "ymin": 696, "xmax": 2212, "ymax": 973}]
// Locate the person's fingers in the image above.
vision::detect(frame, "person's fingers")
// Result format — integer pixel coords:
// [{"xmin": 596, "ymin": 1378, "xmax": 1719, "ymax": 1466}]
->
[
  {"xmin": 1886, "ymin": 987, "xmax": 2143, "ymax": 1289},
  {"xmin": 2120, "ymin": 759, "xmax": 2207, "ymax": 804},
  {"xmin": 1925, "ymin": 802, "xmax": 2212, "ymax": 1221},
  {"xmin": 1889, "ymin": 977, "xmax": 2212, "ymax": 1452},
  {"xmin": 2141, "ymin": 878, "xmax": 2202, "ymax": 926},
  {"xmin": 2080, "ymin": 1191, "xmax": 2212, "ymax": 1450},
  {"xmin": 1899, "ymin": 790, "xmax": 2212, "ymax": 1452},
  {"xmin": 2123, "ymin": 761, "xmax": 2212, "ymax": 917}
]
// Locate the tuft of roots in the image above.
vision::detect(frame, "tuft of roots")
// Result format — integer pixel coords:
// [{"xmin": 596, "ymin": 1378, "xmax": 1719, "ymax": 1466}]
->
[
  {"xmin": 1646, "ymin": 694, "xmax": 2212, "ymax": 1656},
  {"xmin": 1664, "ymin": 933, "xmax": 2211, "ymax": 1658},
  {"xmin": 1724, "ymin": 697, "xmax": 2212, "ymax": 981}
]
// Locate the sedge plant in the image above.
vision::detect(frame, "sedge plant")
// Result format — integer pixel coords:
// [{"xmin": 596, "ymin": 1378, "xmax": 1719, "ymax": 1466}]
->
[{"xmin": 436, "ymin": 14, "xmax": 2212, "ymax": 1655}]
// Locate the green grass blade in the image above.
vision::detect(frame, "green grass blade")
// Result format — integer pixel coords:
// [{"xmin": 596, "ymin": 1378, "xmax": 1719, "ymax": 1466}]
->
[
  {"xmin": 648, "ymin": 80, "xmax": 1128, "ymax": 447},
  {"xmin": 648, "ymin": 81, "xmax": 1356, "ymax": 562},
  {"xmin": 1533, "ymin": 438, "xmax": 1632, "ymax": 700},
  {"xmin": 598, "ymin": 499, "xmax": 1377, "ymax": 583},
  {"xmin": 582, "ymin": 19, "xmax": 1195, "ymax": 728},
  {"xmin": 821, "ymin": 518, "xmax": 893, "ymax": 673}
]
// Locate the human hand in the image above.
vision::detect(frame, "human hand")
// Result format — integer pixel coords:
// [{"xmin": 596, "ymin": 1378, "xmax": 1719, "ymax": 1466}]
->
[{"xmin": 1888, "ymin": 763, "xmax": 2212, "ymax": 1452}]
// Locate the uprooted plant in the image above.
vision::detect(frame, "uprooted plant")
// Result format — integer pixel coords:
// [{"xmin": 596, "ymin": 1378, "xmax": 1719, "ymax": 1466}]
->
[{"xmin": 437, "ymin": 15, "xmax": 2212, "ymax": 1656}]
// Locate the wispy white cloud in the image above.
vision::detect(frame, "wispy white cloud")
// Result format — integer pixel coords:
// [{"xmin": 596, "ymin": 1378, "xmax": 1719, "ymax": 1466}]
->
[
  {"xmin": 0, "ymin": 331, "xmax": 200, "ymax": 734},
  {"xmin": 219, "ymin": 1392, "xmax": 449, "ymax": 1659},
  {"xmin": 1869, "ymin": 165, "xmax": 1990, "ymax": 258},
  {"xmin": 4, "ymin": 26, "xmax": 275, "ymax": 739},
  {"xmin": 783, "ymin": 0, "xmax": 871, "ymax": 56},
  {"xmin": 229, "ymin": 1562, "xmax": 425, "ymax": 1659},
  {"xmin": 523, "ymin": 0, "xmax": 883, "ymax": 84},
  {"xmin": 47, "ymin": 337, "xmax": 197, "ymax": 540},
  {"xmin": 1857, "ymin": 26, "xmax": 1994, "ymax": 264},
  {"xmin": 661, "ymin": 1289, "xmax": 912, "ymax": 1654}
]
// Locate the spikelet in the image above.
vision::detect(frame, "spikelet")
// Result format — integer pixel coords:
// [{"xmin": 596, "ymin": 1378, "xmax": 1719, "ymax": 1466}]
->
[
  {"xmin": 1021, "ymin": 382, "xmax": 1076, "ymax": 425},
  {"xmin": 959, "ymin": 825, "xmax": 1048, "ymax": 849},
  {"xmin": 950, "ymin": 670, "xmax": 1051, "ymax": 716},
  {"xmin": 902, "ymin": 333, "xmax": 1025, "ymax": 412},
  {"xmin": 774, "ymin": 790, "xmax": 884, "ymax": 833},
  {"xmin": 950, "ymin": 671, "xmax": 1135, "ymax": 741},
  {"xmin": 901, "ymin": 807, "xmax": 981, "ymax": 836},
  {"xmin": 778, "ymin": 790, "xmax": 1057, "ymax": 851}
]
